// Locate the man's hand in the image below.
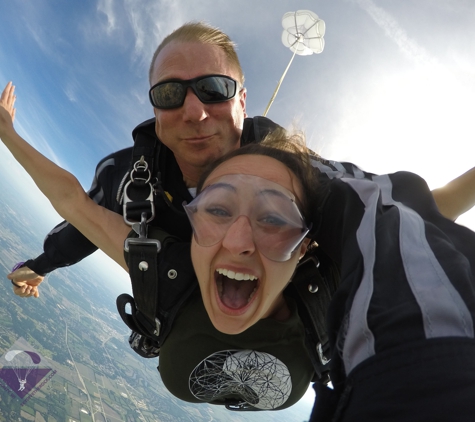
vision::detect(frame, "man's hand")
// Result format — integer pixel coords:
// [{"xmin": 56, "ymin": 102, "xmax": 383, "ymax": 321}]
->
[
  {"xmin": 7, "ymin": 266, "xmax": 44, "ymax": 298},
  {"xmin": 0, "ymin": 81, "xmax": 16, "ymax": 138}
]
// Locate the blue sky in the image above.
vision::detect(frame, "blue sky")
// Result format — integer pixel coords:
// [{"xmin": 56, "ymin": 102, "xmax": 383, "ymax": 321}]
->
[{"xmin": 1, "ymin": 1, "xmax": 475, "ymax": 265}]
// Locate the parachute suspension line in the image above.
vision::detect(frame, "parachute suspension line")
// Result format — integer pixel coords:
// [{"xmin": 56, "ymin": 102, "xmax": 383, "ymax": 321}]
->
[
  {"xmin": 263, "ymin": 10, "xmax": 325, "ymax": 117},
  {"xmin": 263, "ymin": 47, "xmax": 298, "ymax": 117},
  {"xmin": 13, "ymin": 366, "xmax": 33, "ymax": 384}
]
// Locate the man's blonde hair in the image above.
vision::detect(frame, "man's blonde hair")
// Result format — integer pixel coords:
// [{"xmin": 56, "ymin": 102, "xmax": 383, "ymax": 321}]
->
[{"xmin": 149, "ymin": 22, "xmax": 244, "ymax": 85}]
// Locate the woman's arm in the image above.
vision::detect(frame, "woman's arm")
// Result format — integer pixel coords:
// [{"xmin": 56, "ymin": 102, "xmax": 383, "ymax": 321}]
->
[
  {"xmin": 0, "ymin": 82, "xmax": 130, "ymax": 270},
  {"xmin": 432, "ymin": 168, "xmax": 475, "ymax": 221}
]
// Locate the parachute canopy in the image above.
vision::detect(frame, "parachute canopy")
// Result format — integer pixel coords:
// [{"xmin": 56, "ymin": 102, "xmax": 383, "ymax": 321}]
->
[
  {"xmin": 281, "ymin": 10, "xmax": 325, "ymax": 56},
  {"xmin": 5, "ymin": 350, "xmax": 41, "ymax": 365}
]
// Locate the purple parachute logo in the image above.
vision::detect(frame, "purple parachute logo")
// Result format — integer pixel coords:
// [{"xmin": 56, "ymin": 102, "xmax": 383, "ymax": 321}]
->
[{"xmin": 4, "ymin": 350, "xmax": 42, "ymax": 392}]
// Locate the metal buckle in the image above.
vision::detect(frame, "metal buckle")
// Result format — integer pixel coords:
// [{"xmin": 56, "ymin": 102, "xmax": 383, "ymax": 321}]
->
[
  {"xmin": 317, "ymin": 342, "xmax": 330, "ymax": 365},
  {"xmin": 123, "ymin": 156, "xmax": 155, "ymax": 225},
  {"xmin": 131, "ymin": 156, "xmax": 151, "ymax": 184},
  {"xmin": 124, "ymin": 237, "xmax": 161, "ymax": 253},
  {"xmin": 225, "ymin": 400, "xmax": 254, "ymax": 411},
  {"xmin": 297, "ymin": 254, "xmax": 321, "ymax": 293},
  {"xmin": 152, "ymin": 318, "xmax": 161, "ymax": 336},
  {"xmin": 299, "ymin": 254, "xmax": 320, "ymax": 268},
  {"xmin": 124, "ymin": 213, "xmax": 161, "ymax": 253},
  {"xmin": 123, "ymin": 181, "xmax": 155, "ymax": 225}
]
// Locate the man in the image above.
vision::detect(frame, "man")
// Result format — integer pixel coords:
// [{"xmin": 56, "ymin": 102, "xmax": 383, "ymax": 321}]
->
[
  {"xmin": 9, "ymin": 21, "xmax": 475, "ymax": 297},
  {"xmin": 10, "ymin": 23, "xmax": 246, "ymax": 296}
]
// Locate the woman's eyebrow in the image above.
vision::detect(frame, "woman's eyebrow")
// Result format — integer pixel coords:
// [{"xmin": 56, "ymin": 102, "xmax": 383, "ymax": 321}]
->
[
  {"xmin": 205, "ymin": 182, "xmax": 237, "ymax": 193},
  {"xmin": 259, "ymin": 188, "xmax": 294, "ymax": 201}
]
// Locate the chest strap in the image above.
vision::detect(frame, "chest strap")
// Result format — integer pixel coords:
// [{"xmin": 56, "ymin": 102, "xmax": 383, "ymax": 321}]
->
[
  {"xmin": 117, "ymin": 217, "xmax": 198, "ymax": 358},
  {"xmin": 119, "ymin": 213, "xmax": 161, "ymax": 338}
]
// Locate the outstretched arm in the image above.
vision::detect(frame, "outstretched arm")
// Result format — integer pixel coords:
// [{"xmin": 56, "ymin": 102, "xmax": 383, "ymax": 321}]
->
[
  {"xmin": 432, "ymin": 168, "xmax": 475, "ymax": 221},
  {"xmin": 0, "ymin": 82, "xmax": 130, "ymax": 270}
]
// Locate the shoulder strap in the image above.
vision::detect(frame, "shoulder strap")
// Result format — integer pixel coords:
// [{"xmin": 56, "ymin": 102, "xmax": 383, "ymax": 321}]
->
[
  {"xmin": 241, "ymin": 116, "xmax": 283, "ymax": 146},
  {"xmin": 286, "ymin": 246, "xmax": 340, "ymax": 384},
  {"xmin": 122, "ymin": 119, "xmax": 160, "ymax": 224}
]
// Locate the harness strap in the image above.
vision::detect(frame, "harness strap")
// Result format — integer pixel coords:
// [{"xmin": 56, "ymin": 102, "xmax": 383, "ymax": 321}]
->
[
  {"xmin": 117, "ymin": 218, "xmax": 162, "ymax": 358},
  {"xmin": 131, "ymin": 119, "xmax": 158, "ymax": 175},
  {"xmin": 118, "ymin": 224, "xmax": 198, "ymax": 357},
  {"xmin": 125, "ymin": 238, "xmax": 161, "ymax": 328},
  {"xmin": 116, "ymin": 293, "xmax": 158, "ymax": 339},
  {"xmin": 116, "ymin": 293, "xmax": 161, "ymax": 358},
  {"xmin": 123, "ymin": 119, "xmax": 160, "ymax": 225},
  {"xmin": 241, "ymin": 116, "xmax": 280, "ymax": 146},
  {"xmin": 297, "ymin": 256, "xmax": 330, "ymax": 342},
  {"xmin": 289, "ymin": 247, "xmax": 339, "ymax": 383}
]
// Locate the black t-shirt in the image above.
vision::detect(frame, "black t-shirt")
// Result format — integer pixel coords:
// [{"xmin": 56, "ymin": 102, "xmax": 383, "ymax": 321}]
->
[{"xmin": 159, "ymin": 290, "xmax": 315, "ymax": 410}]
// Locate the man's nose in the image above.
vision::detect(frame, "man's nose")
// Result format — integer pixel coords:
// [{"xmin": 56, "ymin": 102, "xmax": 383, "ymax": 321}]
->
[{"xmin": 182, "ymin": 88, "xmax": 208, "ymax": 122}]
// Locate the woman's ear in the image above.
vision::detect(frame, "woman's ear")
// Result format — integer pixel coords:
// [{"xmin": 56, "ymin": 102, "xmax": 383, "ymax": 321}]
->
[{"xmin": 298, "ymin": 238, "xmax": 312, "ymax": 260}]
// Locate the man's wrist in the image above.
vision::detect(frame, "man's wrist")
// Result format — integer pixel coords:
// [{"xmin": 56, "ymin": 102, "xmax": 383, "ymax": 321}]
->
[{"xmin": 22, "ymin": 257, "xmax": 48, "ymax": 277}]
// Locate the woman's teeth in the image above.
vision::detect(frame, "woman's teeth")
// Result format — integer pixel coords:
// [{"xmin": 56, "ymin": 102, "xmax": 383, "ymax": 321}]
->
[
  {"xmin": 215, "ymin": 269, "xmax": 259, "ymax": 308},
  {"xmin": 216, "ymin": 268, "xmax": 257, "ymax": 281}
]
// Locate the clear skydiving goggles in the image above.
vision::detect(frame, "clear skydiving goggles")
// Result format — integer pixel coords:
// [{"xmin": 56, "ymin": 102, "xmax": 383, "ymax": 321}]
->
[
  {"xmin": 183, "ymin": 174, "xmax": 310, "ymax": 262},
  {"xmin": 149, "ymin": 74, "xmax": 239, "ymax": 109}
]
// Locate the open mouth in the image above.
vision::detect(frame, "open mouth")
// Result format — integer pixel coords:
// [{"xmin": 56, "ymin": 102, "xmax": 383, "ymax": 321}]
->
[{"xmin": 215, "ymin": 269, "xmax": 258, "ymax": 310}]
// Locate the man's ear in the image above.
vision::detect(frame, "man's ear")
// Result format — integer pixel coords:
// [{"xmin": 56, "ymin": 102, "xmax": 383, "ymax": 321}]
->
[
  {"xmin": 154, "ymin": 109, "xmax": 161, "ymax": 134},
  {"xmin": 240, "ymin": 88, "xmax": 247, "ymax": 118},
  {"xmin": 299, "ymin": 238, "xmax": 312, "ymax": 260}
]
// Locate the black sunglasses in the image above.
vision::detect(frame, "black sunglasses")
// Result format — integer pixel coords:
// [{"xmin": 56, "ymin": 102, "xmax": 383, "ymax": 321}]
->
[{"xmin": 149, "ymin": 75, "xmax": 239, "ymax": 109}]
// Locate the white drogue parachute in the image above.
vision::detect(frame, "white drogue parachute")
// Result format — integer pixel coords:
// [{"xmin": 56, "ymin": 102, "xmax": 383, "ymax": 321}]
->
[
  {"xmin": 281, "ymin": 10, "xmax": 325, "ymax": 56},
  {"xmin": 263, "ymin": 10, "xmax": 326, "ymax": 116}
]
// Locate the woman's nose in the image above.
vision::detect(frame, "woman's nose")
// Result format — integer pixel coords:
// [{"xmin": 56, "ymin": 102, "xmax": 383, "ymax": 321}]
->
[{"xmin": 221, "ymin": 215, "xmax": 256, "ymax": 257}]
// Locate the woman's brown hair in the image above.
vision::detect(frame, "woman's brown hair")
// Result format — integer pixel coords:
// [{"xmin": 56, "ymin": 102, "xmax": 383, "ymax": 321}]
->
[{"xmin": 196, "ymin": 128, "xmax": 323, "ymax": 226}]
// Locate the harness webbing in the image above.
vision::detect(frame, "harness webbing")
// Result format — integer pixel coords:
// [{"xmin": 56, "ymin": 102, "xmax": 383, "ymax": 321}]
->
[{"xmin": 123, "ymin": 119, "xmax": 160, "ymax": 225}]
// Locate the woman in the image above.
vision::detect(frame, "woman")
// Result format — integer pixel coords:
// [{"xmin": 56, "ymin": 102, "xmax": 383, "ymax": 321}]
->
[
  {"xmin": 2, "ymin": 82, "xmax": 475, "ymax": 420},
  {"xmin": 157, "ymin": 147, "xmax": 320, "ymax": 410}
]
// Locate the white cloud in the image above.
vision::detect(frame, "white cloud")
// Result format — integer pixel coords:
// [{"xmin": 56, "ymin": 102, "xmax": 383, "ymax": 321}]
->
[
  {"xmin": 353, "ymin": 0, "xmax": 437, "ymax": 67},
  {"xmin": 25, "ymin": 22, "xmax": 51, "ymax": 55},
  {"xmin": 64, "ymin": 82, "xmax": 78, "ymax": 103},
  {"xmin": 93, "ymin": 0, "xmax": 186, "ymax": 71},
  {"xmin": 18, "ymin": 1, "xmax": 70, "ymax": 68},
  {"xmin": 97, "ymin": 0, "xmax": 116, "ymax": 34},
  {"xmin": 123, "ymin": 0, "xmax": 185, "ymax": 69}
]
